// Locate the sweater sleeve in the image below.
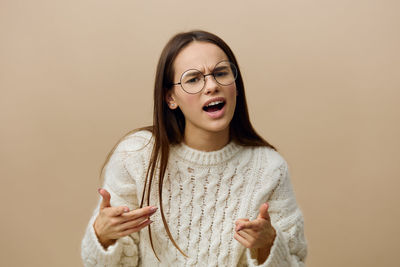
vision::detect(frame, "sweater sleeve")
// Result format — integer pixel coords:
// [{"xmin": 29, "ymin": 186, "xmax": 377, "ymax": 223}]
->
[
  {"xmin": 81, "ymin": 135, "xmax": 146, "ymax": 267},
  {"xmin": 245, "ymin": 161, "xmax": 308, "ymax": 267}
]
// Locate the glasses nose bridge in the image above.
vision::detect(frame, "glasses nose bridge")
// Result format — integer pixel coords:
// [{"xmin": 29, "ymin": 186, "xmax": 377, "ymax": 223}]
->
[
  {"xmin": 203, "ymin": 72, "xmax": 218, "ymax": 85},
  {"xmin": 201, "ymin": 72, "xmax": 219, "ymax": 94}
]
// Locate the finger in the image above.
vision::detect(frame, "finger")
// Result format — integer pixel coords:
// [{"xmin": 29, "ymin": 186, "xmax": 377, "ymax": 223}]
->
[
  {"xmin": 234, "ymin": 232, "xmax": 251, "ymax": 248},
  {"xmin": 111, "ymin": 205, "xmax": 130, "ymax": 217},
  {"xmin": 118, "ymin": 218, "xmax": 153, "ymax": 237},
  {"xmin": 235, "ymin": 218, "xmax": 249, "ymax": 228},
  {"xmin": 236, "ymin": 220, "xmax": 257, "ymax": 231},
  {"xmin": 236, "ymin": 228, "xmax": 256, "ymax": 244},
  {"xmin": 98, "ymin": 188, "xmax": 111, "ymax": 209},
  {"xmin": 257, "ymin": 202, "xmax": 271, "ymax": 221},
  {"xmin": 121, "ymin": 206, "xmax": 158, "ymax": 221},
  {"xmin": 235, "ymin": 218, "xmax": 249, "ymax": 224},
  {"xmin": 119, "ymin": 216, "xmax": 150, "ymax": 231}
]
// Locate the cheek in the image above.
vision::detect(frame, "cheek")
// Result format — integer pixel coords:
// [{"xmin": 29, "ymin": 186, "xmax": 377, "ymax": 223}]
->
[
  {"xmin": 176, "ymin": 94, "xmax": 200, "ymax": 113},
  {"xmin": 231, "ymin": 86, "xmax": 237, "ymax": 97},
  {"xmin": 184, "ymin": 95, "xmax": 199, "ymax": 106},
  {"xmin": 227, "ymin": 84, "xmax": 237, "ymax": 104}
]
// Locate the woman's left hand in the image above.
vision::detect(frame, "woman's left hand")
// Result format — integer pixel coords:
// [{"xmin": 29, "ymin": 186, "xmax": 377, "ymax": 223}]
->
[{"xmin": 234, "ymin": 202, "xmax": 276, "ymax": 252}]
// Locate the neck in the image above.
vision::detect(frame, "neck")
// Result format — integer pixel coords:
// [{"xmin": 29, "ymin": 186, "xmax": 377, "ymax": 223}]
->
[{"xmin": 183, "ymin": 127, "xmax": 230, "ymax": 152}]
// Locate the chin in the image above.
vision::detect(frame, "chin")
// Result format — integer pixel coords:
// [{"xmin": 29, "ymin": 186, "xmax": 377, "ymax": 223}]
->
[{"xmin": 203, "ymin": 120, "xmax": 231, "ymax": 134}]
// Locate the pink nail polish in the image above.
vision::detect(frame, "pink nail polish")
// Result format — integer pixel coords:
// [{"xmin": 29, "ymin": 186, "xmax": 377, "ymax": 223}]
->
[{"xmin": 150, "ymin": 206, "xmax": 158, "ymax": 212}]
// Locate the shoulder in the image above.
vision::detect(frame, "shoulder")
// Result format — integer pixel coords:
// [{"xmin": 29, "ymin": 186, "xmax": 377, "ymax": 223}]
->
[
  {"xmin": 114, "ymin": 129, "xmax": 154, "ymax": 154},
  {"xmin": 250, "ymin": 145, "xmax": 288, "ymax": 171},
  {"xmin": 103, "ymin": 129, "xmax": 153, "ymax": 183}
]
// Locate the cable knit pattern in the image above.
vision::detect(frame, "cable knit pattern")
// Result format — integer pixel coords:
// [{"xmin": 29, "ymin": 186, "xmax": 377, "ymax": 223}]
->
[{"xmin": 81, "ymin": 130, "xmax": 307, "ymax": 266}]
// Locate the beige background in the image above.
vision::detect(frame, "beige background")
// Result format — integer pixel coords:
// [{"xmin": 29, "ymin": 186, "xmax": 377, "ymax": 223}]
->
[{"xmin": 1, "ymin": 0, "xmax": 399, "ymax": 266}]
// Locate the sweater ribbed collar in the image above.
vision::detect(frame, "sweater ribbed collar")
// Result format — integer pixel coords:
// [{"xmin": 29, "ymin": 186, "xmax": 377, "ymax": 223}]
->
[{"xmin": 170, "ymin": 140, "xmax": 241, "ymax": 166}]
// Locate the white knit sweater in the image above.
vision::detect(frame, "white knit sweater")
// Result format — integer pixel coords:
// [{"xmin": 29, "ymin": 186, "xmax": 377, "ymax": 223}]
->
[{"xmin": 81, "ymin": 130, "xmax": 307, "ymax": 267}]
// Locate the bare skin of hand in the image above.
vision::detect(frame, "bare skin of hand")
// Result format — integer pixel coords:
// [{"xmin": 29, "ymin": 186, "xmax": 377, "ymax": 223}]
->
[
  {"xmin": 93, "ymin": 188, "xmax": 158, "ymax": 249},
  {"xmin": 234, "ymin": 202, "xmax": 276, "ymax": 264}
]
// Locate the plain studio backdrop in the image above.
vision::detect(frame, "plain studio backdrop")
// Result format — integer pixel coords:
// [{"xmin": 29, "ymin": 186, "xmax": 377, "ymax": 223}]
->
[{"xmin": 1, "ymin": 0, "xmax": 399, "ymax": 266}]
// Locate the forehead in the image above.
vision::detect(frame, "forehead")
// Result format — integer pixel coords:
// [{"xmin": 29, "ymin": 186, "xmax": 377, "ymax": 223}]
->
[{"xmin": 173, "ymin": 41, "xmax": 229, "ymax": 76}]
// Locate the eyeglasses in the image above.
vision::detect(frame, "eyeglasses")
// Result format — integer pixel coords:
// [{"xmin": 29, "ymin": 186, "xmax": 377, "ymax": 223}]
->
[{"xmin": 171, "ymin": 60, "xmax": 238, "ymax": 94}]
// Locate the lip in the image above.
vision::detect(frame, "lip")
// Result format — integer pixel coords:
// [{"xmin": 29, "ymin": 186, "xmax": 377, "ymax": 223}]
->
[
  {"xmin": 204, "ymin": 103, "xmax": 226, "ymax": 119},
  {"xmin": 202, "ymin": 96, "xmax": 227, "ymax": 119},
  {"xmin": 202, "ymin": 97, "xmax": 226, "ymax": 108}
]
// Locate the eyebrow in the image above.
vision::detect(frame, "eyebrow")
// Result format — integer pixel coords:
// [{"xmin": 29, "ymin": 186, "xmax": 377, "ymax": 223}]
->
[
  {"xmin": 183, "ymin": 65, "xmax": 229, "ymax": 75},
  {"xmin": 184, "ymin": 71, "xmax": 201, "ymax": 78},
  {"xmin": 213, "ymin": 66, "xmax": 229, "ymax": 72}
]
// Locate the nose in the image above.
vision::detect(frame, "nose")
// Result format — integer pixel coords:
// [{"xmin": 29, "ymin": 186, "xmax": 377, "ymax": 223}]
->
[{"xmin": 203, "ymin": 74, "xmax": 219, "ymax": 94}]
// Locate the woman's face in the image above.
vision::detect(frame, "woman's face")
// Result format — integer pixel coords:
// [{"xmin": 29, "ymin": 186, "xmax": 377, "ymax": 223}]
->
[{"xmin": 167, "ymin": 41, "xmax": 237, "ymax": 138}]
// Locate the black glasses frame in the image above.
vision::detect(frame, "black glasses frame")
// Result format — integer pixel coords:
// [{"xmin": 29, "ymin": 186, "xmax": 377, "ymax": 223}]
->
[{"xmin": 171, "ymin": 60, "xmax": 238, "ymax": 94}]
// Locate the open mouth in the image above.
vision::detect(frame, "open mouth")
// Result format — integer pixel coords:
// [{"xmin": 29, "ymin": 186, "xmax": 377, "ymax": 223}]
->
[{"xmin": 202, "ymin": 100, "xmax": 226, "ymax": 112}]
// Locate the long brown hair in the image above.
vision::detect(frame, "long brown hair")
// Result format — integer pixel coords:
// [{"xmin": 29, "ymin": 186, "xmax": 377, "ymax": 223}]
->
[{"xmin": 100, "ymin": 30, "xmax": 276, "ymax": 261}]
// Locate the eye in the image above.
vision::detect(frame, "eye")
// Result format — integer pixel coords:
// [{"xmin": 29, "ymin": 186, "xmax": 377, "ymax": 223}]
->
[
  {"xmin": 214, "ymin": 71, "xmax": 229, "ymax": 77},
  {"xmin": 185, "ymin": 77, "xmax": 200, "ymax": 84}
]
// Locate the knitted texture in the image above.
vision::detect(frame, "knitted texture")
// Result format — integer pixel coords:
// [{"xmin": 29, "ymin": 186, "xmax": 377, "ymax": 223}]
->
[{"xmin": 81, "ymin": 130, "xmax": 307, "ymax": 267}]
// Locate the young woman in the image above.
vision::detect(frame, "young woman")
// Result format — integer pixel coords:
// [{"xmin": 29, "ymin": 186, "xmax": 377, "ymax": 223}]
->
[{"xmin": 81, "ymin": 30, "xmax": 307, "ymax": 267}]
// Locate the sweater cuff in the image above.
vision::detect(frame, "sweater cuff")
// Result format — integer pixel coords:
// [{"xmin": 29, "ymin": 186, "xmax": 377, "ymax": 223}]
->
[
  {"xmin": 246, "ymin": 229, "xmax": 291, "ymax": 267},
  {"xmin": 81, "ymin": 215, "xmax": 124, "ymax": 266}
]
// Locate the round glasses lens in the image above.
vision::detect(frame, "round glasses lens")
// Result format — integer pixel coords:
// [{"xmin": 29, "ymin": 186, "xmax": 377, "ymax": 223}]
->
[
  {"xmin": 214, "ymin": 61, "xmax": 237, "ymax": 86},
  {"xmin": 181, "ymin": 69, "xmax": 204, "ymax": 94}
]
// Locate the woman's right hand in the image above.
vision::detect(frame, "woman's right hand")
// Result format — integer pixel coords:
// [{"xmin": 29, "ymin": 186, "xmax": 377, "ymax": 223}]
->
[{"xmin": 93, "ymin": 188, "xmax": 158, "ymax": 249}]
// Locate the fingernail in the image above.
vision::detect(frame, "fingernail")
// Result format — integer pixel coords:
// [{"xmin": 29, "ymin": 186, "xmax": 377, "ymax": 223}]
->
[
  {"xmin": 150, "ymin": 206, "xmax": 158, "ymax": 212},
  {"xmin": 97, "ymin": 188, "xmax": 102, "ymax": 194},
  {"xmin": 124, "ymin": 207, "xmax": 129, "ymax": 212}
]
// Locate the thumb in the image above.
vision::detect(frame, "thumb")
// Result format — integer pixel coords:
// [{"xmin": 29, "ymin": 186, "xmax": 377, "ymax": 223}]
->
[
  {"xmin": 257, "ymin": 202, "xmax": 270, "ymax": 221},
  {"xmin": 98, "ymin": 188, "xmax": 111, "ymax": 209}
]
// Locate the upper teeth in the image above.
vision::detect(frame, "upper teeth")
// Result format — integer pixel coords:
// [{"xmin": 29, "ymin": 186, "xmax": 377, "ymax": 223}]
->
[{"xmin": 207, "ymin": 100, "xmax": 223, "ymax": 107}]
